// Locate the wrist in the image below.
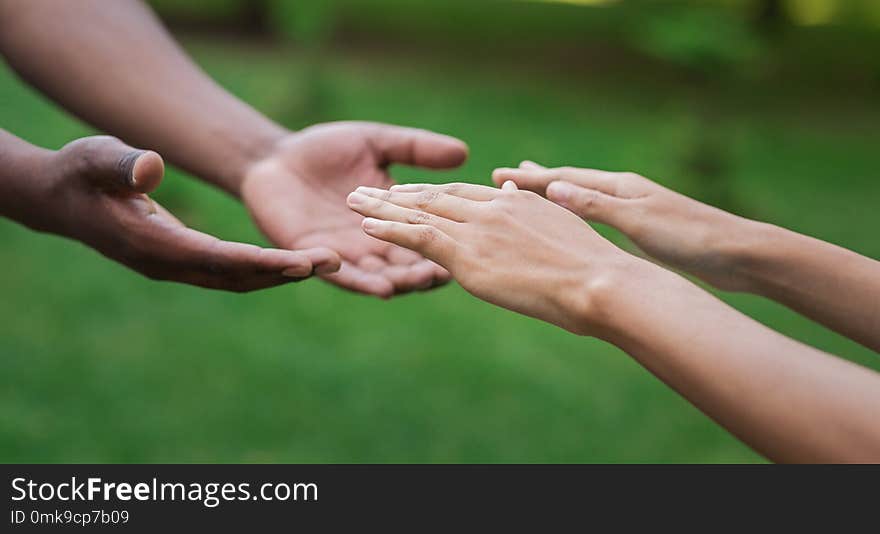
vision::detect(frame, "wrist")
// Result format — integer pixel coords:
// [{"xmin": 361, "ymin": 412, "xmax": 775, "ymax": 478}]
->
[
  {"xmin": 719, "ymin": 219, "xmax": 788, "ymax": 294},
  {"xmin": 0, "ymin": 136, "xmax": 55, "ymax": 225},
  {"xmin": 221, "ymin": 123, "xmax": 290, "ymax": 197},
  {"xmin": 561, "ymin": 252, "xmax": 666, "ymax": 337},
  {"xmin": 683, "ymin": 213, "xmax": 776, "ymax": 293},
  {"xmin": 580, "ymin": 254, "xmax": 693, "ymax": 346},
  {"xmin": 730, "ymin": 221, "xmax": 808, "ymax": 297}
]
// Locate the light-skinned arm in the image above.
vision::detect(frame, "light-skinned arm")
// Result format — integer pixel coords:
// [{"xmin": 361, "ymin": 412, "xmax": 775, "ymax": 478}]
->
[
  {"xmin": 492, "ymin": 162, "xmax": 880, "ymax": 352},
  {"xmin": 345, "ymin": 181, "xmax": 880, "ymax": 462},
  {"xmin": 0, "ymin": 0, "xmax": 468, "ymax": 297}
]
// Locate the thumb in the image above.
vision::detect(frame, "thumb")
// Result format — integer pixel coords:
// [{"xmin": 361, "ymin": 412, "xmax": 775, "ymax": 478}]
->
[
  {"xmin": 62, "ymin": 136, "xmax": 164, "ymax": 194},
  {"xmin": 546, "ymin": 180, "xmax": 621, "ymax": 226},
  {"xmin": 369, "ymin": 124, "xmax": 468, "ymax": 169}
]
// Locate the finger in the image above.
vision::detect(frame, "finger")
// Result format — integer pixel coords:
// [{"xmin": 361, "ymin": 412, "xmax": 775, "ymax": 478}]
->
[
  {"xmin": 389, "ymin": 182, "xmax": 499, "ymax": 201},
  {"xmin": 151, "ymin": 219, "xmax": 340, "ymax": 278},
  {"xmin": 347, "ymin": 191, "xmax": 457, "ymax": 230},
  {"xmin": 357, "ymin": 254, "xmax": 387, "ymax": 272},
  {"xmin": 386, "ymin": 245, "xmax": 451, "ymax": 291},
  {"xmin": 129, "ymin": 151, "xmax": 165, "ymax": 194},
  {"xmin": 62, "ymin": 136, "xmax": 164, "ymax": 194},
  {"xmin": 386, "ymin": 245, "xmax": 423, "ymax": 266},
  {"xmin": 370, "ymin": 124, "xmax": 468, "ymax": 169},
  {"xmin": 519, "ymin": 160, "xmax": 546, "ymax": 170},
  {"xmin": 427, "ymin": 260, "xmax": 452, "ymax": 287},
  {"xmin": 355, "ymin": 251, "xmax": 436, "ymax": 294},
  {"xmin": 320, "ymin": 261, "xmax": 395, "ymax": 299},
  {"xmin": 491, "ymin": 167, "xmax": 558, "ymax": 192},
  {"xmin": 190, "ymin": 235, "xmax": 334, "ymax": 279},
  {"xmin": 380, "ymin": 260, "xmax": 438, "ymax": 293},
  {"xmin": 501, "ymin": 180, "xmax": 518, "ymax": 192},
  {"xmin": 299, "ymin": 247, "xmax": 343, "ymax": 275},
  {"xmin": 137, "ymin": 226, "xmax": 342, "ymax": 292},
  {"xmin": 546, "ymin": 181, "xmax": 622, "ymax": 226},
  {"xmin": 362, "ymin": 218, "xmax": 455, "ymax": 263},
  {"xmin": 492, "ymin": 167, "xmax": 619, "ymax": 196},
  {"xmin": 354, "ymin": 186, "xmax": 482, "ymax": 222}
]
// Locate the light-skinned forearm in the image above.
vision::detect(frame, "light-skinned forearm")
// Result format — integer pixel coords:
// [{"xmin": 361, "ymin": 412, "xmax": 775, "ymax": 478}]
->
[
  {"xmin": 589, "ymin": 259, "xmax": 880, "ymax": 463},
  {"xmin": 729, "ymin": 221, "xmax": 880, "ymax": 353},
  {"xmin": 0, "ymin": 0, "xmax": 286, "ymax": 195}
]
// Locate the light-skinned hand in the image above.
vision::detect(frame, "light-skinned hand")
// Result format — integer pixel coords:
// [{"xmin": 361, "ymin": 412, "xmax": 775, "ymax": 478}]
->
[
  {"xmin": 241, "ymin": 121, "xmax": 469, "ymax": 298},
  {"xmin": 346, "ymin": 181, "xmax": 638, "ymax": 334},
  {"xmin": 492, "ymin": 161, "xmax": 758, "ymax": 291}
]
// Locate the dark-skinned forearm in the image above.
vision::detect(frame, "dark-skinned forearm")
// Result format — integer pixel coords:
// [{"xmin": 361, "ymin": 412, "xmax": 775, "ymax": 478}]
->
[{"xmin": 0, "ymin": 0, "xmax": 287, "ymax": 196}]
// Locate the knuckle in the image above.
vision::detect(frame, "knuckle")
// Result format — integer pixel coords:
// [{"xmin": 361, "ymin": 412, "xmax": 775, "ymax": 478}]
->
[
  {"xmin": 443, "ymin": 184, "xmax": 460, "ymax": 196},
  {"xmin": 408, "ymin": 210, "xmax": 433, "ymax": 225},
  {"xmin": 484, "ymin": 203, "xmax": 510, "ymax": 223},
  {"xmin": 487, "ymin": 195, "xmax": 509, "ymax": 209},
  {"xmin": 620, "ymin": 171, "xmax": 645, "ymax": 185},
  {"xmin": 415, "ymin": 190, "xmax": 440, "ymax": 209},
  {"xmin": 416, "ymin": 226, "xmax": 439, "ymax": 244},
  {"xmin": 60, "ymin": 136, "xmax": 120, "ymax": 177},
  {"xmin": 576, "ymin": 191, "xmax": 602, "ymax": 214}
]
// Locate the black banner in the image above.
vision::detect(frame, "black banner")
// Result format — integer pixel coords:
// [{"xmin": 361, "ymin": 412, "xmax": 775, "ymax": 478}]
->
[{"xmin": 2, "ymin": 464, "xmax": 874, "ymax": 530}]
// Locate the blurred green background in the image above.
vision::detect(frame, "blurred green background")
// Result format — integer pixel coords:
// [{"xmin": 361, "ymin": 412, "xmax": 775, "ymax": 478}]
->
[{"xmin": 1, "ymin": 0, "xmax": 878, "ymax": 463}]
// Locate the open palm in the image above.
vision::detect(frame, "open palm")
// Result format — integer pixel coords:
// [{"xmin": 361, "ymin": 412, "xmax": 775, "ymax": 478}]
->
[{"xmin": 240, "ymin": 121, "xmax": 468, "ymax": 297}]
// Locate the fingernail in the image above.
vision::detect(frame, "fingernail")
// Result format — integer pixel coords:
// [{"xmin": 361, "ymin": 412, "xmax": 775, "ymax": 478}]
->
[
  {"xmin": 348, "ymin": 192, "xmax": 367, "ymax": 206},
  {"xmin": 282, "ymin": 266, "xmax": 310, "ymax": 278},
  {"xmin": 362, "ymin": 218, "xmax": 382, "ymax": 231},
  {"xmin": 120, "ymin": 150, "xmax": 146, "ymax": 187}
]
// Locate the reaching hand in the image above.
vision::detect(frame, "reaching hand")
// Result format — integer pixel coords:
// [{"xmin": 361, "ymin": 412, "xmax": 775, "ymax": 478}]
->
[
  {"xmin": 240, "ymin": 121, "xmax": 469, "ymax": 298},
  {"xmin": 346, "ymin": 181, "xmax": 636, "ymax": 335},
  {"xmin": 492, "ymin": 161, "xmax": 756, "ymax": 291},
  {"xmin": 18, "ymin": 136, "xmax": 340, "ymax": 291}
]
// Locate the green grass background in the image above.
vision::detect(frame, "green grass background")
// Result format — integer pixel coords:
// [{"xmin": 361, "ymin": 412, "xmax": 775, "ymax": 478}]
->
[{"xmin": 1, "ymin": 34, "xmax": 878, "ymax": 463}]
